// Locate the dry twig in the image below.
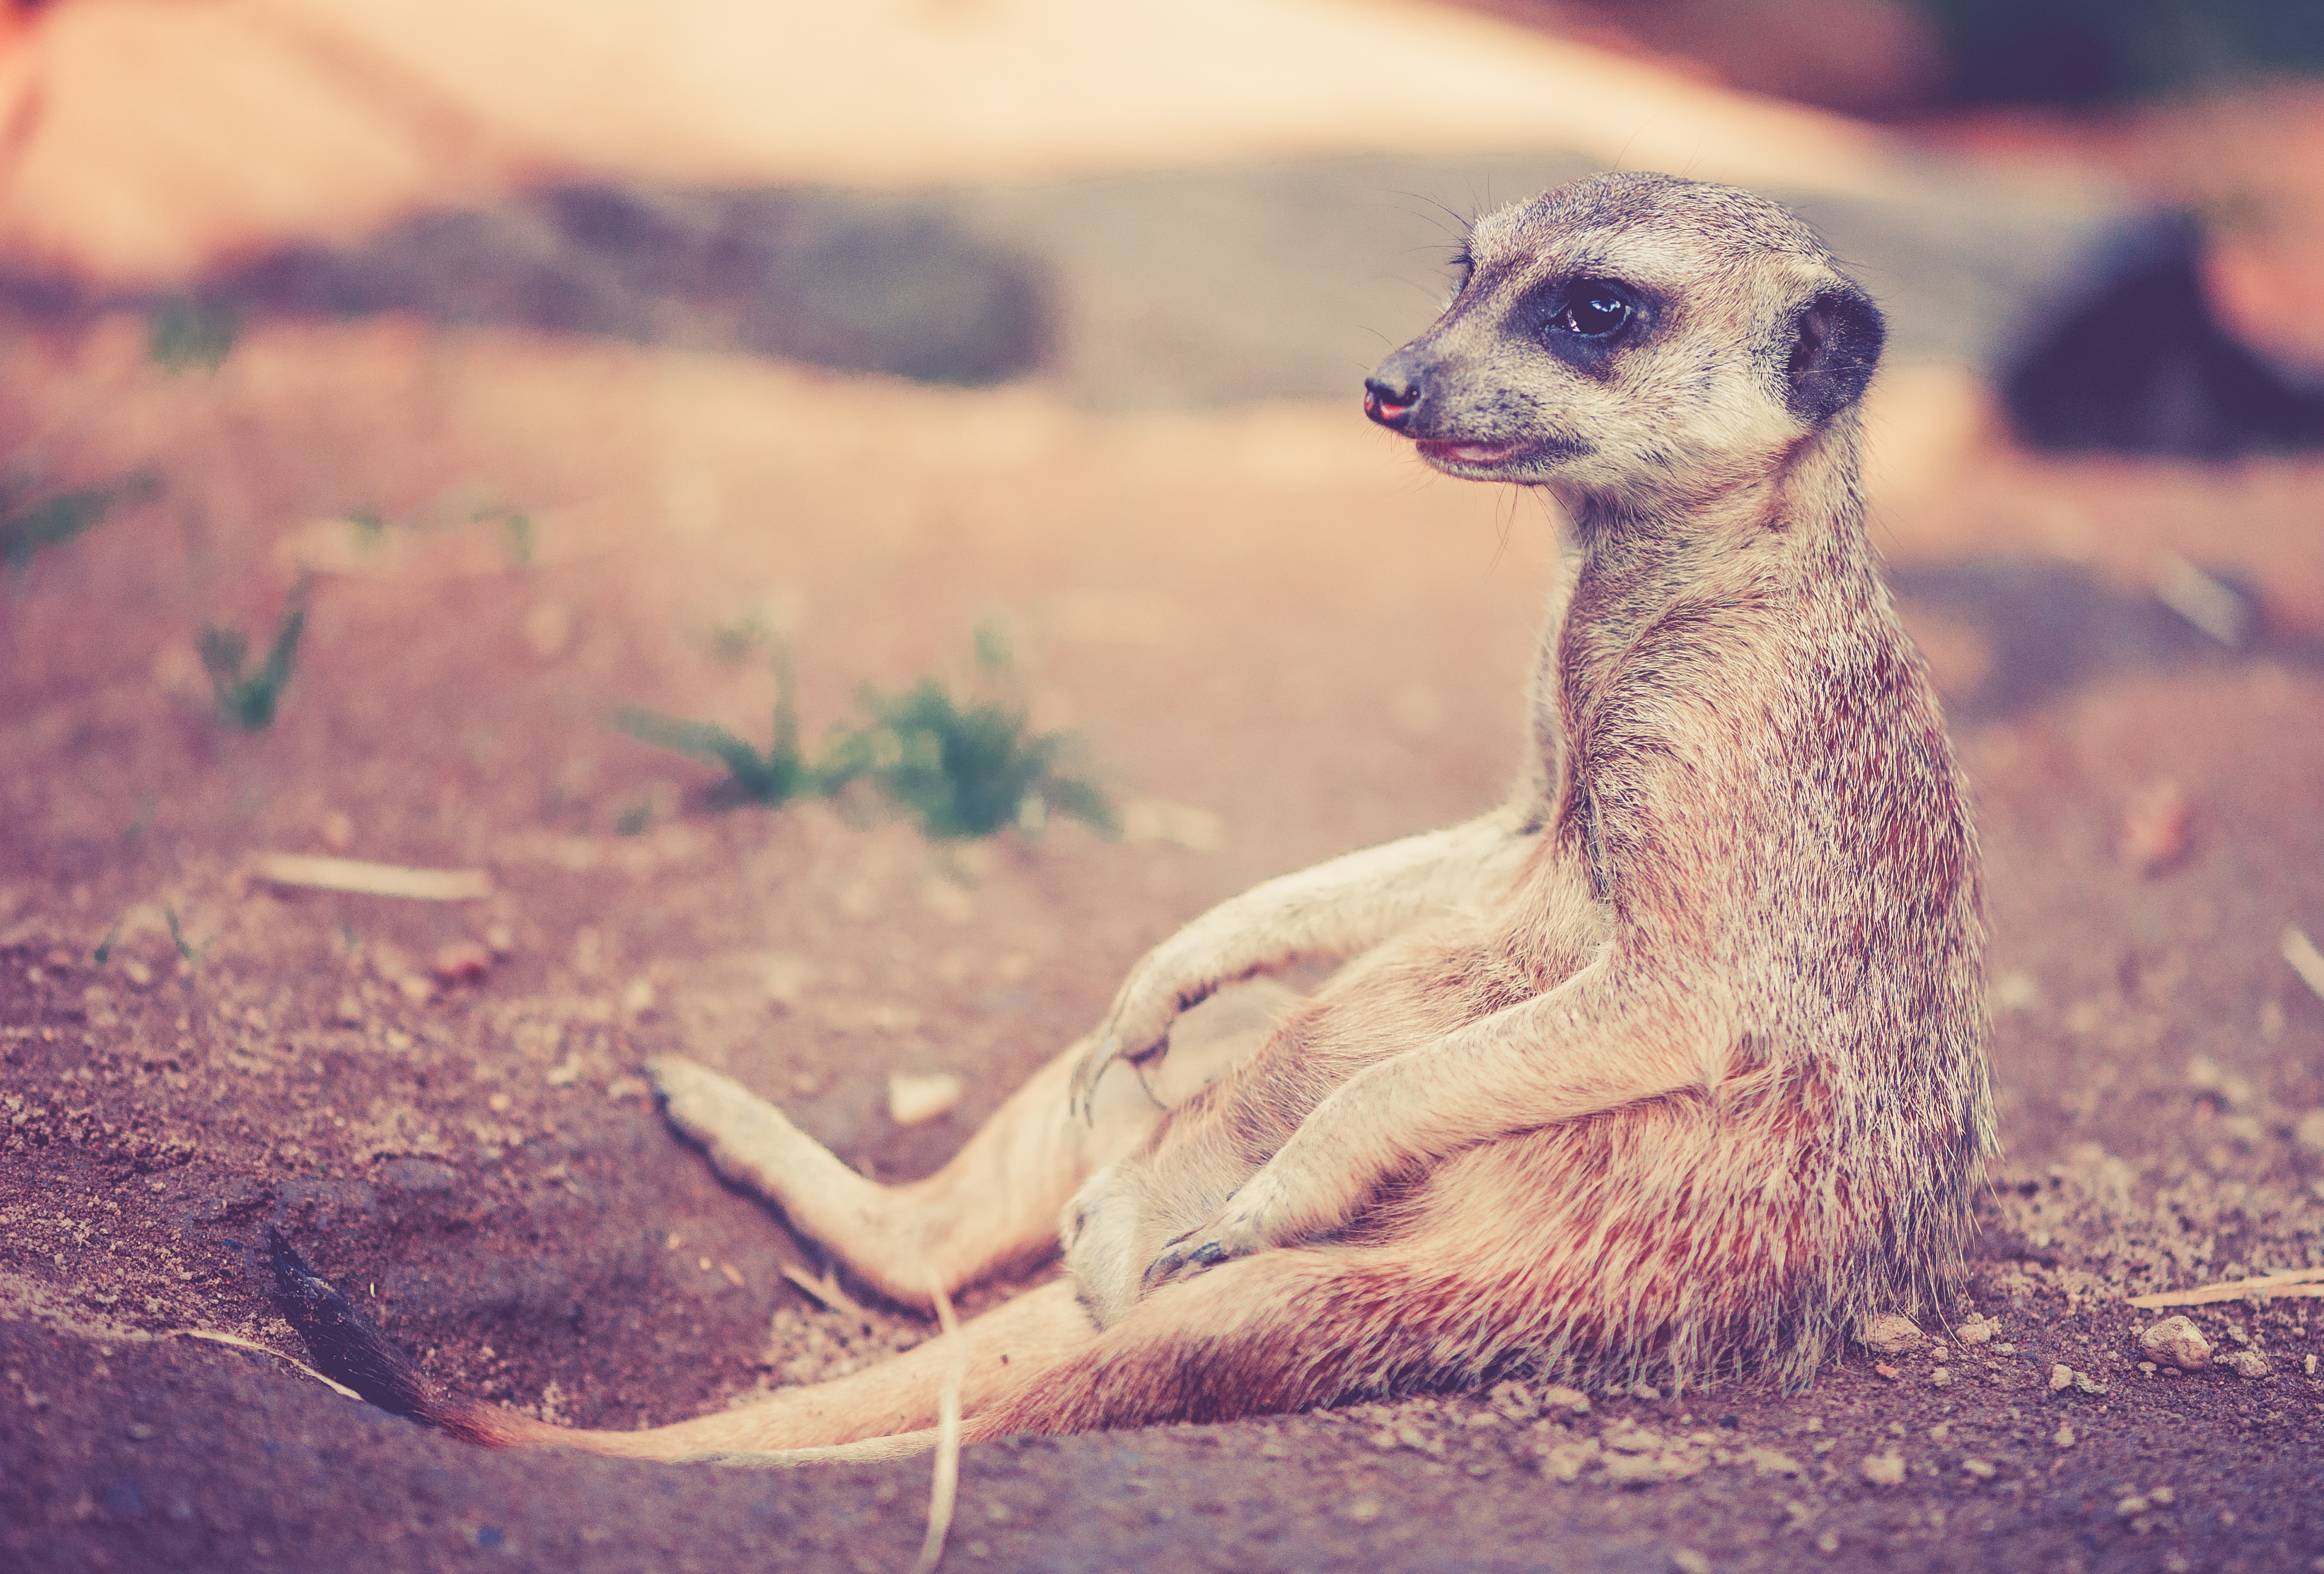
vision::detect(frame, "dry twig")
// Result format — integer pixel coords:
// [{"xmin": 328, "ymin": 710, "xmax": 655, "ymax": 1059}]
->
[
  {"xmin": 912, "ymin": 1271, "xmax": 967, "ymax": 1574},
  {"xmin": 781, "ymin": 1263, "xmax": 867, "ymax": 1320},
  {"xmin": 253, "ymin": 853, "xmax": 493, "ymax": 902},
  {"xmin": 2128, "ymin": 1267, "xmax": 2324, "ymax": 1309},
  {"xmin": 166, "ymin": 1328, "xmax": 364, "ymax": 1400},
  {"xmin": 2283, "ymin": 927, "xmax": 2324, "ymax": 1004}
]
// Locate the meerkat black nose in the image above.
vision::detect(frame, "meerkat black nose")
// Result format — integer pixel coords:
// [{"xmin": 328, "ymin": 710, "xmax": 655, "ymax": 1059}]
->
[{"xmin": 1363, "ymin": 372, "xmax": 1421, "ymax": 430}]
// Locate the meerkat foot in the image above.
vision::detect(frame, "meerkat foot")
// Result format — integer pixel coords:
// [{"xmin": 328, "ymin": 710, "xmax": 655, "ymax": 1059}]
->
[
  {"xmin": 1141, "ymin": 1193, "xmax": 1274, "ymax": 1290},
  {"xmin": 648, "ymin": 1056, "xmax": 795, "ymax": 1170}
]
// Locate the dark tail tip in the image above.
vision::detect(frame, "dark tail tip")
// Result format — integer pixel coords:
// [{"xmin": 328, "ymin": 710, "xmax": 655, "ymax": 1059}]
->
[{"xmin": 266, "ymin": 1227, "xmax": 445, "ymax": 1427}]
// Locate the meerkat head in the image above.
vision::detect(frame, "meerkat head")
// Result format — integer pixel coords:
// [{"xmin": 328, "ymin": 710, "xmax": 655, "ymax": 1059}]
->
[{"xmin": 1365, "ymin": 172, "xmax": 1884, "ymax": 508}]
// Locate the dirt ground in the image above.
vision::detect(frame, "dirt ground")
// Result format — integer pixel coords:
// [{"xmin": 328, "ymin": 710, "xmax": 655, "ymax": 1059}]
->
[{"xmin": 5, "ymin": 105, "xmax": 2324, "ymax": 1574}]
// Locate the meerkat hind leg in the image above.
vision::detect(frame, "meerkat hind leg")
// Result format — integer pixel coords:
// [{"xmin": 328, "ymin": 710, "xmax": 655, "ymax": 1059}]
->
[{"xmin": 650, "ymin": 981, "xmax": 1299, "ymax": 1305}]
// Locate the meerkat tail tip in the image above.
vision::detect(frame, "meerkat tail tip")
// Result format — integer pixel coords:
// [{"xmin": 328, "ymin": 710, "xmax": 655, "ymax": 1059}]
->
[{"xmin": 265, "ymin": 1227, "xmax": 520, "ymax": 1445}]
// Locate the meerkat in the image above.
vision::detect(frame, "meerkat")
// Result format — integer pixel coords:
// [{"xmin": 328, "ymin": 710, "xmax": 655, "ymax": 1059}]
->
[{"xmin": 272, "ymin": 171, "xmax": 1994, "ymax": 1462}]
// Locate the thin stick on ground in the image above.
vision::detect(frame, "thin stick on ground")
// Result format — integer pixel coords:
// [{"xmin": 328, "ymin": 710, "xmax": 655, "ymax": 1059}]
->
[
  {"xmin": 2284, "ymin": 927, "xmax": 2324, "ymax": 1004},
  {"xmin": 912, "ymin": 1272, "xmax": 967, "ymax": 1574},
  {"xmin": 251, "ymin": 853, "xmax": 493, "ymax": 902},
  {"xmin": 164, "ymin": 1328, "xmax": 364, "ymax": 1401},
  {"xmin": 2128, "ymin": 1266, "xmax": 2324, "ymax": 1309},
  {"xmin": 780, "ymin": 1263, "xmax": 867, "ymax": 1320}
]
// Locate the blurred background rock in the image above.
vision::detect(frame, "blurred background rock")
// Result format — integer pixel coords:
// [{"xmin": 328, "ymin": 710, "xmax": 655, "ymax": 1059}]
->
[
  {"xmin": 0, "ymin": 0, "xmax": 2318, "ymax": 454},
  {"xmin": 1452, "ymin": 0, "xmax": 2324, "ymax": 115}
]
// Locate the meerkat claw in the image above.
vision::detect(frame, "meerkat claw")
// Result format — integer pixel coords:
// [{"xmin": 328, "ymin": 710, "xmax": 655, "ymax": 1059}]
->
[
  {"xmin": 1142, "ymin": 1230, "xmax": 1247, "ymax": 1290},
  {"xmin": 1142, "ymin": 1196, "xmax": 1265, "ymax": 1290},
  {"xmin": 1069, "ymin": 1035, "xmax": 1123, "ymax": 1122}
]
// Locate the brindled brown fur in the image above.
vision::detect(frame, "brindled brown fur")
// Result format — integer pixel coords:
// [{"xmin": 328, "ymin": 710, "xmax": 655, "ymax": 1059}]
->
[{"xmin": 275, "ymin": 172, "xmax": 1995, "ymax": 1463}]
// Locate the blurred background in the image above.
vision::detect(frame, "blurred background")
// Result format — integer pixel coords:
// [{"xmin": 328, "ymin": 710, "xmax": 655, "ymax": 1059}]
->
[{"xmin": 2, "ymin": 4, "xmax": 2322, "ymax": 1567}]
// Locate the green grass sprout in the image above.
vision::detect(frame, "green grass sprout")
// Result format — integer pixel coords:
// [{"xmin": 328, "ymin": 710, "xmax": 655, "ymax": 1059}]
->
[
  {"xmin": 202, "ymin": 578, "xmax": 312, "ymax": 732},
  {"xmin": 165, "ymin": 905, "xmax": 198, "ymax": 964},
  {"xmin": 147, "ymin": 297, "xmax": 242, "ymax": 375},
  {"xmin": 822, "ymin": 678, "xmax": 1114, "ymax": 840},
  {"xmin": 613, "ymin": 632, "xmax": 1115, "ymax": 839},
  {"xmin": 823, "ymin": 624, "xmax": 1112, "ymax": 840},
  {"xmin": 92, "ymin": 923, "xmax": 122, "ymax": 966},
  {"xmin": 498, "ymin": 510, "xmax": 536, "ymax": 566},
  {"xmin": 0, "ymin": 472, "xmax": 161, "ymax": 571},
  {"xmin": 614, "ymin": 650, "xmax": 813, "ymax": 807}
]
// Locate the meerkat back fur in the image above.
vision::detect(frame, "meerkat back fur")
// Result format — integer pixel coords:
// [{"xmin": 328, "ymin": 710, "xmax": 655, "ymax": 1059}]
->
[{"xmin": 272, "ymin": 172, "xmax": 1994, "ymax": 1461}]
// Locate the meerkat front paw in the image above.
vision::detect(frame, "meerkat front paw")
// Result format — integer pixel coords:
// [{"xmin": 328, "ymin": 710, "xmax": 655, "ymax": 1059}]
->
[{"xmin": 1139, "ymin": 1187, "xmax": 1281, "ymax": 1290}]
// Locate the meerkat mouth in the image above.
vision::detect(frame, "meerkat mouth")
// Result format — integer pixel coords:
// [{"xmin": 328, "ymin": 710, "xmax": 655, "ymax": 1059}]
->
[{"xmin": 1414, "ymin": 437, "xmax": 1527, "ymax": 468}]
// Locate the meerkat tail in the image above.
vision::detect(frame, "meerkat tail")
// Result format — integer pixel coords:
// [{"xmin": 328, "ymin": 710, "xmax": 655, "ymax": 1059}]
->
[{"xmin": 266, "ymin": 1230, "xmax": 553, "ymax": 1448}]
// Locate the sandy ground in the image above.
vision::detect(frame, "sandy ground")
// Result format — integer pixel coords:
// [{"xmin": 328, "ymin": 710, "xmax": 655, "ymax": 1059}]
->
[
  {"xmin": 0, "ymin": 298, "xmax": 2320, "ymax": 1571},
  {"xmin": 2, "ymin": 5, "xmax": 2323, "ymax": 1572}
]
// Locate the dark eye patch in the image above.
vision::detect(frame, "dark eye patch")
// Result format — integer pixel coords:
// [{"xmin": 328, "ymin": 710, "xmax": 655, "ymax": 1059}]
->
[{"xmin": 1521, "ymin": 277, "xmax": 1648, "ymax": 376}]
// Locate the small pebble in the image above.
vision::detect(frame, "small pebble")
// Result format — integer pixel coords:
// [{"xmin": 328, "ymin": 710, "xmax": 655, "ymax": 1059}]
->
[
  {"xmin": 2139, "ymin": 1316, "xmax": 2213, "ymax": 1373},
  {"xmin": 2049, "ymin": 1364, "xmax": 2073, "ymax": 1392},
  {"xmin": 1671, "ymin": 1551, "xmax": 1711, "ymax": 1574},
  {"xmin": 433, "ymin": 942, "xmax": 491, "ymax": 984},
  {"xmin": 1346, "ymin": 1496, "xmax": 1380, "ymax": 1523},
  {"xmin": 1930, "ymin": 1367, "xmax": 1951, "ymax": 1387},
  {"xmin": 1862, "ymin": 1314, "xmax": 1923, "ymax": 1356},
  {"xmin": 2052, "ymin": 1424, "xmax": 2076, "ymax": 1449},
  {"xmin": 1537, "ymin": 1385, "xmax": 1591, "ymax": 1415},
  {"xmin": 1962, "ymin": 1458, "xmax": 1996, "ymax": 1480},
  {"xmin": 1953, "ymin": 1317, "xmax": 1997, "ymax": 1346},
  {"xmin": 2119, "ymin": 781, "xmax": 2192, "ymax": 875},
  {"xmin": 2221, "ymin": 1349, "xmax": 2271, "ymax": 1380},
  {"xmin": 1859, "ymin": 1452, "xmax": 1905, "ymax": 1487}
]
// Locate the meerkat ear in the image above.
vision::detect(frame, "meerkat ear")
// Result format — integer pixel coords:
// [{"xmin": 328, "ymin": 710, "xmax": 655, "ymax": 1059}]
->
[{"xmin": 1785, "ymin": 283, "xmax": 1885, "ymax": 424}]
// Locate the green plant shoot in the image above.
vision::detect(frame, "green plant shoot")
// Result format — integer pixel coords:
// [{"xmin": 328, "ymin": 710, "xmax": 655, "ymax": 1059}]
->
[
  {"xmin": 614, "ymin": 650, "xmax": 812, "ymax": 807},
  {"xmin": 202, "ymin": 579, "xmax": 312, "ymax": 732}
]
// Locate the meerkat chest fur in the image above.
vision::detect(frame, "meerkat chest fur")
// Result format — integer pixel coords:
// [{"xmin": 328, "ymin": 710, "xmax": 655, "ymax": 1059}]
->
[
  {"xmin": 1362, "ymin": 172, "xmax": 1991, "ymax": 1144},
  {"xmin": 1542, "ymin": 418, "xmax": 1980, "ymax": 1096}
]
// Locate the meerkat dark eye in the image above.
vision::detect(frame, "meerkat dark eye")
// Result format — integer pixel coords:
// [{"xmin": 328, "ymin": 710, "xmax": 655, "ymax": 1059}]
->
[
  {"xmin": 1556, "ymin": 286, "xmax": 1632, "ymax": 338},
  {"xmin": 1446, "ymin": 242, "xmax": 1475, "ymax": 297}
]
